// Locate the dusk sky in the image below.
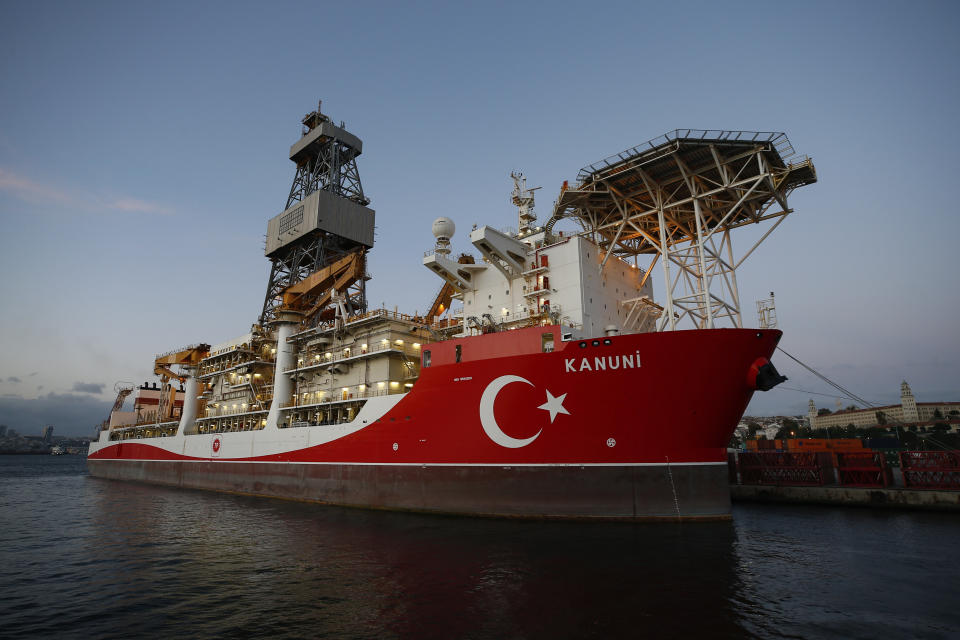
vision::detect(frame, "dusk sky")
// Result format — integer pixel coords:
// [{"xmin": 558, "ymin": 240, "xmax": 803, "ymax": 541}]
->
[{"xmin": 2, "ymin": 1, "xmax": 958, "ymax": 435}]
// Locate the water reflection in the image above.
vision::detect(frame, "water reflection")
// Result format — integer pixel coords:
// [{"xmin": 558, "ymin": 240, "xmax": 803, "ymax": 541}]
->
[
  {"xmin": 4, "ymin": 457, "xmax": 958, "ymax": 640},
  {"xmin": 83, "ymin": 481, "xmax": 748, "ymax": 638}
]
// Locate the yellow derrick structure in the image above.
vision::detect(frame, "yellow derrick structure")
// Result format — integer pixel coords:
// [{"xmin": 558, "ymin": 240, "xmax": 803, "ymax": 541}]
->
[{"xmin": 280, "ymin": 251, "xmax": 366, "ymax": 321}]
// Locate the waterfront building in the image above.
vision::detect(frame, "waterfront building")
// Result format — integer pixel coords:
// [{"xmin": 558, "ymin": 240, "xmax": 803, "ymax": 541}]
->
[
  {"xmin": 41, "ymin": 425, "xmax": 54, "ymax": 443},
  {"xmin": 761, "ymin": 423, "xmax": 782, "ymax": 439},
  {"xmin": 734, "ymin": 422, "xmax": 750, "ymax": 440},
  {"xmin": 808, "ymin": 381, "xmax": 960, "ymax": 430}
]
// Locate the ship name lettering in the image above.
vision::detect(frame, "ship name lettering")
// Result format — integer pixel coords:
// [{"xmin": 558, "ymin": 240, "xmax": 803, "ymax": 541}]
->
[{"xmin": 564, "ymin": 351, "xmax": 641, "ymax": 373}]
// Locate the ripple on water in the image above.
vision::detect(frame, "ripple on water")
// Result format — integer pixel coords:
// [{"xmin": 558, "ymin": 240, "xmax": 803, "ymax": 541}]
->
[{"xmin": 1, "ymin": 456, "xmax": 959, "ymax": 639}]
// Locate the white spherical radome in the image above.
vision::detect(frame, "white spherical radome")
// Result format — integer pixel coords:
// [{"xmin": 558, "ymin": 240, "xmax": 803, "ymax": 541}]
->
[{"xmin": 432, "ymin": 217, "xmax": 455, "ymax": 240}]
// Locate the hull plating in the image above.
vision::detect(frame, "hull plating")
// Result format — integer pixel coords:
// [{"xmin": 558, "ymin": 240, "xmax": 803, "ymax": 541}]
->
[
  {"xmin": 89, "ymin": 328, "xmax": 779, "ymax": 520},
  {"xmin": 87, "ymin": 459, "xmax": 731, "ymax": 521}
]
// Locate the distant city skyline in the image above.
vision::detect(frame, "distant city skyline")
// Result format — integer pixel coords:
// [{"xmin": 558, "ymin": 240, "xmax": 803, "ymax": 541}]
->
[{"xmin": 2, "ymin": 1, "xmax": 959, "ymax": 435}]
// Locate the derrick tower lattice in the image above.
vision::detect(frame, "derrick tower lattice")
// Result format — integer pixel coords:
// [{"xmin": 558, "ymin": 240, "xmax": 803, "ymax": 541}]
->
[{"xmin": 260, "ymin": 101, "xmax": 375, "ymax": 326}]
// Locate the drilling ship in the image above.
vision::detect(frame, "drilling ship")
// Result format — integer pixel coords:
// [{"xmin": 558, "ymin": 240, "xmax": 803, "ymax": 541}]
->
[{"xmin": 88, "ymin": 103, "xmax": 816, "ymax": 520}]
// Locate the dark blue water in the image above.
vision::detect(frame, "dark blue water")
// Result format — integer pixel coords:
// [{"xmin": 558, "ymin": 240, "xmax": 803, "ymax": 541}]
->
[{"xmin": 0, "ymin": 456, "xmax": 957, "ymax": 639}]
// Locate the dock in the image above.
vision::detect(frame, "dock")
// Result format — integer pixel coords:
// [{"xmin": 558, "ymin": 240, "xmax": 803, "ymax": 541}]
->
[
  {"xmin": 732, "ymin": 484, "xmax": 960, "ymax": 511},
  {"xmin": 728, "ymin": 450, "xmax": 960, "ymax": 511}
]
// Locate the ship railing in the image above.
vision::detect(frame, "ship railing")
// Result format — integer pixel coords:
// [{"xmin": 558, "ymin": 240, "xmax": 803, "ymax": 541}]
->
[
  {"xmin": 131, "ymin": 411, "xmax": 181, "ymax": 426},
  {"xmin": 431, "ymin": 317, "xmax": 461, "ymax": 330},
  {"xmin": 108, "ymin": 421, "xmax": 179, "ymax": 441},
  {"xmin": 577, "ymin": 129, "xmax": 796, "ymax": 181},
  {"xmin": 196, "ymin": 416, "xmax": 268, "ymax": 434},
  {"xmin": 290, "ymin": 306, "xmax": 428, "ymax": 339},
  {"xmin": 201, "ymin": 406, "xmax": 270, "ymax": 418},
  {"xmin": 112, "ymin": 420, "xmax": 178, "ymax": 431},
  {"xmin": 475, "ymin": 305, "xmax": 560, "ymax": 322},
  {"xmin": 285, "ymin": 342, "xmax": 422, "ymax": 373},
  {"xmin": 155, "ymin": 343, "xmax": 209, "ymax": 360},
  {"xmin": 279, "ymin": 388, "xmax": 400, "ymax": 409},
  {"xmin": 290, "ymin": 306, "xmax": 462, "ymax": 341},
  {"xmin": 200, "ymin": 345, "xmax": 256, "ymax": 362},
  {"xmin": 197, "ymin": 358, "xmax": 275, "ymax": 379}
]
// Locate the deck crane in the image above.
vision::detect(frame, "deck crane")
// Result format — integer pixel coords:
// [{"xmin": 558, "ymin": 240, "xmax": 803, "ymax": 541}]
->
[
  {"xmin": 111, "ymin": 382, "xmax": 135, "ymax": 413},
  {"xmin": 424, "ymin": 253, "xmax": 474, "ymax": 322},
  {"xmin": 153, "ymin": 344, "xmax": 210, "ymax": 421},
  {"xmin": 97, "ymin": 382, "xmax": 135, "ymax": 434}
]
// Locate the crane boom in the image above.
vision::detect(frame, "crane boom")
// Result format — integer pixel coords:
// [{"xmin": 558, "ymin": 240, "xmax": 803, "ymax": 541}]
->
[
  {"xmin": 279, "ymin": 251, "xmax": 366, "ymax": 321},
  {"xmin": 425, "ymin": 253, "xmax": 474, "ymax": 321},
  {"xmin": 153, "ymin": 345, "xmax": 210, "ymax": 382}
]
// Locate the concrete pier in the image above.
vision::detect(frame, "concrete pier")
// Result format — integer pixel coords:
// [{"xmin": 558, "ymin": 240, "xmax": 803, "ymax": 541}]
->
[{"xmin": 731, "ymin": 484, "xmax": 960, "ymax": 511}]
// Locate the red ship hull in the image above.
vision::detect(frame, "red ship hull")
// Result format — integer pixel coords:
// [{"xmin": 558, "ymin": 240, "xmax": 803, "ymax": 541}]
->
[{"xmin": 89, "ymin": 328, "xmax": 780, "ymax": 520}]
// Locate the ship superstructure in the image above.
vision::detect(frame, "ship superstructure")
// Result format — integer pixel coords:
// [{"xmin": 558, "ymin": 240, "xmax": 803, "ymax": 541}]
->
[{"xmin": 89, "ymin": 104, "xmax": 815, "ymax": 521}]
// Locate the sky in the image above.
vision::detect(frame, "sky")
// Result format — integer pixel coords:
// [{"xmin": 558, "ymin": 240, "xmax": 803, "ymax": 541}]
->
[{"xmin": 1, "ymin": 1, "xmax": 958, "ymax": 435}]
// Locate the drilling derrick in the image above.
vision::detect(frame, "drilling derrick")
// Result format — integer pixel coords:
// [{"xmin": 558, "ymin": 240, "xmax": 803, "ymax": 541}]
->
[{"xmin": 260, "ymin": 101, "xmax": 375, "ymax": 326}]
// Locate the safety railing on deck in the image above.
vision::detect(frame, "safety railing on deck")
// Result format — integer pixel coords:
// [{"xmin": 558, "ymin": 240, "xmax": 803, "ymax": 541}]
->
[
  {"xmin": 900, "ymin": 451, "xmax": 960, "ymax": 490},
  {"xmin": 286, "ymin": 342, "xmax": 422, "ymax": 373},
  {"xmin": 835, "ymin": 452, "xmax": 891, "ymax": 488},
  {"xmin": 280, "ymin": 388, "xmax": 399, "ymax": 409},
  {"xmin": 736, "ymin": 452, "xmax": 825, "ymax": 486}
]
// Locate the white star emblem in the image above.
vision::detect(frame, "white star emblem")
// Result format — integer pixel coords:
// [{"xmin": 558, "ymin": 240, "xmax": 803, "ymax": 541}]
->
[{"xmin": 537, "ymin": 390, "xmax": 570, "ymax": 423}]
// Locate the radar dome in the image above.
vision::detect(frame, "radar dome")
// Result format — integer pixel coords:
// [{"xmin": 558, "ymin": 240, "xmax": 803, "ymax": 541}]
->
[{"xmin": 432, "ymin": 217, "xmax": 455, "ymax": 240}]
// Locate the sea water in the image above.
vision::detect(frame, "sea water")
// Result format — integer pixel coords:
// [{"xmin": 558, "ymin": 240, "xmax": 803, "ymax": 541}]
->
[{"xmin": 0, "ymin": 455, "xmax": 957, "ymax": 639}]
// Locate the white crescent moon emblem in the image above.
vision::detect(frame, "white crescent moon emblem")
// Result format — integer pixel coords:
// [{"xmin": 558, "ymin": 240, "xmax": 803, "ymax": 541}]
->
[{"xmin": 479, "ymin": 374, "xmax": 542, "ymax": 448}]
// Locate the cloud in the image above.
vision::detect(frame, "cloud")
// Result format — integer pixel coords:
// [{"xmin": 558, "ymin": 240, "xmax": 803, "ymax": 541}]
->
[
  {"xmin": 106, "ymin": 197, "xmax": 173, "ymax": 215},
  {"xmin": 0, "ymin": 167, "xmax": 173, "ymax": 216},
  {"xmin": 0, "ymin": 168, "xmax": 72, "ymax": 205},
  {"xmin": 0, "ymin": 392, "xmax": 111, "ymax": 436},
  {"xmin": 5, "ymin": 376, "xmax": 21, "ymax": 383},
  {"xmin": 72, "ymin": 381, "xmax": 105, "ymax": 394}
]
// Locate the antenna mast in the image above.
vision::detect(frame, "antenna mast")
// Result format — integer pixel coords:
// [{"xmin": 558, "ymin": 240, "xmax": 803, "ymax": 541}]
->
[{"xmin": 756, "ymin": 291, "xmax": 778, "ymax": 329}]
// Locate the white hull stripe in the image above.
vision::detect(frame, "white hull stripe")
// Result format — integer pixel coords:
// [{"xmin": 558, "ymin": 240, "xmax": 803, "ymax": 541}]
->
[{"xmin": 92, "ymin": 459, "xmax": 727, "ymax": 467}]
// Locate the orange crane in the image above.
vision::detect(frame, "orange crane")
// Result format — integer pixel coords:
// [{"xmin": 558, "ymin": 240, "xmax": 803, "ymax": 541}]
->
[
  {"xmin": 154, "ymin": 344, "xmax": 210, "ymax": 421},
  {"xmin": 425, "ymin": 253, "xmax": 474, "ymax": 321},
  {"xmin": 153, "ymin": 344, "xmax": 210, "ymax": 383}
]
